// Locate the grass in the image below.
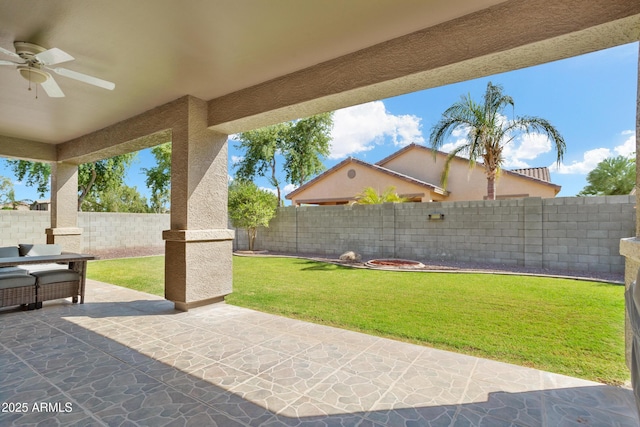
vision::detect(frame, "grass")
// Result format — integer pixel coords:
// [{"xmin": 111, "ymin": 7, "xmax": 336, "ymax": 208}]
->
[{"xmin": 87, "ymin": 255, "xmax": 627, "ymax": 385}]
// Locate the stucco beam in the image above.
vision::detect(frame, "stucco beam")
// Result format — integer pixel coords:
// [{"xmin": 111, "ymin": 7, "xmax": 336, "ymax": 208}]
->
[
  {"xmin": 208, "ymin": 0, "xmax": 640, "ymax": 134},
  {"xmin": 56, "ymin": 97, "xmax": 192, "ymax": 164},
  {"xmin": 0, "ymin": 136, "xmax": 56, "ymax": 162}
]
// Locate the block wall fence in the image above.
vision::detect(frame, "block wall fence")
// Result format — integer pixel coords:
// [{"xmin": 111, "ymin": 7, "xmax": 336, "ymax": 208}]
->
[
  {"xmin": 0, "ymin": 211, "xmax": 169, "ymax": 252},
  {"xmin": 235, "ymin": 196, "xmax": 636, "ymax": 275},
  {"xmin": 0, "ymin": 195, "xmax": 635, "ymax": 274}
]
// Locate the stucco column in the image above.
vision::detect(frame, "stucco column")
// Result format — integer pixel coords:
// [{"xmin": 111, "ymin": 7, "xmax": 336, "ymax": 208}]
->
[
  {"xmin": 46, "ymin": 162, "xmax": 82, "ymax": 252},
  {"xmin": 163, "ymin": 96, "xmax": 234, "ymax": 311},
  {"xmin": 620, "ymin": 42, "xmax": 640, "ymax": 368}
]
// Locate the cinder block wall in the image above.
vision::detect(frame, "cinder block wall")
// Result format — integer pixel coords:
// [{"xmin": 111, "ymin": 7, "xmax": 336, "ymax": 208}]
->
[
  {"xmin": 2, "ymin": 195, "xmax": 634, "ymax": 273},
  {"xmin": 80, "ymin": 213, "xmax": 169, "ymax": 251},
  {"xmin": 0, "ymin": 210, "xmax": 50, "ymax": 245},
  {"xmin": 0, "ymin": 211, "xmax": 169, "ymax": 252},
  {"xmin": 240, "ymin": 196, "xmax": 635, "ymax": 274}
]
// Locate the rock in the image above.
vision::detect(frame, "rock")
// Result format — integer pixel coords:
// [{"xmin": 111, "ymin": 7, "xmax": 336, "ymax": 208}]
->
[{"xmin": 339, "ymin": 251, "xmax": 361, "ymax": 262}]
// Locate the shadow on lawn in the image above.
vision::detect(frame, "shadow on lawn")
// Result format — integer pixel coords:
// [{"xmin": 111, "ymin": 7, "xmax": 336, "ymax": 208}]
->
[{"xmin": 295, "ymin": 259, "xmax": 350, "ymax": 271}]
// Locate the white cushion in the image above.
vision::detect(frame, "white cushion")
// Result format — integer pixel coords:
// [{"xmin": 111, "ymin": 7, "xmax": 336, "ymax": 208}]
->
[{"xmin": 19, "ymin": 244, "xmax": 62, "ymax": 257}]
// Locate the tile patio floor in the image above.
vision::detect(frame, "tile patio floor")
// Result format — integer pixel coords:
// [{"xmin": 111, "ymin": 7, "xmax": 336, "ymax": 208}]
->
[{"xmin": 0, "ymin": 279, "xmax": 638, "ymax": 426}]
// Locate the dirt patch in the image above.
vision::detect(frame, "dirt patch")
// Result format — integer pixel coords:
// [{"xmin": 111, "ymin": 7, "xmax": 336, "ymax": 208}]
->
[
  {"xmin": 235, "ymin": 250, "xmax": 624, "ymax": 284},
  {"xmin": 366, "ymin": 259, "xmax": 426, "ymax": 269},
  {"xmin": 91, "ymin": 246, "xmax": 165, "ymax": 260}
]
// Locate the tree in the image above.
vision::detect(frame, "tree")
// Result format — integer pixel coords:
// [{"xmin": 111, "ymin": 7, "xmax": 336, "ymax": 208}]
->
[
  {"xmin": 228, "ymin": 180, "xmax": 278, "ymax": 251},
  {"xmin": 234, "ymin": 124, "xmax": 288, "ymax": 205},
  {"xmin": 429, "ymin": 82, "xmax": 565, "ymax": 200},
  {"xmin": 142, "ymin": 142, "xmax": 172, "ymax": 213},
  {"xmin": 0, "ymin": 176, "xmax": 15, "ymax": 208},
  {"xmin": 233, "ymin": 113, "xmax": 334, "ymax": 204},
  {"xmin": 577, "ymin": 155, "xmax": 635, "ymax": 196},
  {"xmin": 355, "ymin": 186, "xmax": 407, "ymax": 204},
  {"xmin": 77, "ymin": 154, "xmax": 137, "ymax": 211},
  {"xmin": 5, "ymin": 153, "xmax": 137, "ymax": 211},
  {"xmin": 81, "ymin": 185, "xmax": 151, "ymax": 212},
  {"xmin": 4, "ymin": 161, "xmax": 50, "ymax": 197},
  {"xmin": 283, "ymin": 112, "xmax": 333, "ymax": 187}
]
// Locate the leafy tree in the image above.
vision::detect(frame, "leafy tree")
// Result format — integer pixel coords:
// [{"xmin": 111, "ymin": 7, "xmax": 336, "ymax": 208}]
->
[
  {"xmin": 5, "ymin": 161, "xmax": 50, "ymax": 197},
  {"xmin": 0, "ymin": 176, "xmax": 15, "ymax": 208},
  {"xmin": 577, "ymin": 155, "xmax": 635, "ymax": 196},
  {"xmin": 283, "ymin": 112, "xmax": 333, "ymax": 187},
  {"xmin": 78, "ymin": 154, "xmax": 137, "ymax": 211},
  {"xmin": 81, "ymin": 185, "xmax": 151, "ymax": 212},
  {"xmin": 234, "ymin": 113, "xmax": 333, "ymax": 204},
  {"xmin": 234, "ymin": 124, "xmax": 288, "ymax": 205},
  {"xmin": 355, "ymin": 186, "xmax": 408, "ymax": 204},
  {"xmin": 430, "ymin": 82, "xmax": 565, "ymax": 200},
  {"xmin": 5, "ymin": 153, "xmax": 137, "ymax": 211},
  {"xmin": 142, "ymin": 143, "xmax": 171, "ymax": 213},
  {"xmin": 228, "ymin": 180, "xmax": 278, "ymax": 251}
]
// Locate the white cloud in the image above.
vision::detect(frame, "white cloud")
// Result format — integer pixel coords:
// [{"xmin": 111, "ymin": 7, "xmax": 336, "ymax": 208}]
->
[
  {"xmin": 283, "ymin": 183, "xmax": 298, "ymax": 193},
  {"xmin": 259, "ymin": 186, "xmax": 277, "ymax": 195},
  {"xmin": 614, "ymin": 130, "xmax": 636, "ymax": 157},
  {"xmin": 437, "ymin": 123, "xmax": 554, "ymax": 168},
  {"xmin": 231, "ymin": 155, "xmax": 244, "ymax": 164},
  {"xmin": 502, "ymin": 133, "xmax": 553, "ymax": 168},
  {"xmin": 551, "ymin": 130, "xmax": 636, "ymax": 175},
  {"xmin": 329, "ymin": 101, "xmax": 424, "ymax": 159},
  {"xmin": 551, "ymin": 148, "xmax": 611, "ymax": 174},
  {"xmin": 440, "ymin": 139, "xmax": 468, "ymax": 156}
]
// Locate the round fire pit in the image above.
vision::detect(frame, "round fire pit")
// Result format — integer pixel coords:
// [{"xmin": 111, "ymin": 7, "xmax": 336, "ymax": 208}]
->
[{"xmin": 365, "ymin": 259, "xmax": 425, "ymax": 269}]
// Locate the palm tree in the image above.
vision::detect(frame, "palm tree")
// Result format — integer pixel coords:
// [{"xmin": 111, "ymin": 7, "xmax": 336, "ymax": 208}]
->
[
  {"xmin": 577, "ymin": 155, "xmax": 636, "ymax": 196},
  {"xmin": 429, "ymin": 82, "xmax": 565, "ymax": 200},
  {"xmin": 355, "ymin": 186, "xmax": 407, "ymax": 204}
]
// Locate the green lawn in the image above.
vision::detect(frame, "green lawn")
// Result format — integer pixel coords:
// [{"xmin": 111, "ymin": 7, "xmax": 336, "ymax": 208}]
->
[{"xmin": 86, "ymin": 255, "xmax": 627, "ymax": 385}]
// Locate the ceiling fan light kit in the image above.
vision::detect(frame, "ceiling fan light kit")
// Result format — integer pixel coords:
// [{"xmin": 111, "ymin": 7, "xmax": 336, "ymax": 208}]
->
[
  {"xmin": 0, "ymin": 41, "xmax": 115, "ymax": 98},
  {"xmin": 18, "ymin": 66, "xmax": 50, "ymax": 84}
]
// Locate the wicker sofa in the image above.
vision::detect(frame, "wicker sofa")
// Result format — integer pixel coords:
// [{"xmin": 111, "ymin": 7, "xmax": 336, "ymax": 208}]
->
[{"xmin": 0, "ymin": 244, "xmax": 80, "ymax": 310}]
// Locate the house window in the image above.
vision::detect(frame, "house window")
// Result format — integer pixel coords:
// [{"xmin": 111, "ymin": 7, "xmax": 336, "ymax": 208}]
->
[{"xmin": 347, "ymin": 169, "xmax": 356, "ymax": 179}]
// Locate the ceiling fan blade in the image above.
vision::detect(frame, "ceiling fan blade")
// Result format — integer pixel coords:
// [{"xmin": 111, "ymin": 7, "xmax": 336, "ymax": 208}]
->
[
  {"xmin": 0, "ymin": 59, "xmax": 20, "ymax": 65},
  {"xmin": 40, "ymin": 75, "xmax": 65, "ymax": 97},
  {"xmin": 35, "ymin": 47, "xmax": 74, "ymax": 65},
  {"xmin": 50, "ymin": 67, "xmax": 115, "ymax": 90},
  {"xmin": 0, "ymin": 45, "xmax": 21, "ymax": 60}
]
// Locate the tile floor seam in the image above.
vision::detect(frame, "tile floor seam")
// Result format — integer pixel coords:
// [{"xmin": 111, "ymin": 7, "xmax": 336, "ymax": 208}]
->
[
  {"xmin": 1, "ymin": 330, "xmax": 110, "ymax": 427},
  {"xmin": 448, "ymin": 405, "xmax": 465, "ymax": 427},
  {"xmin": 81, "ymin": 333, "xmax": 257, "ymax": 427},
  {"xmin": 360, "ymin": 348, "xmax": 427, "ymax": 424},
  {"xmin": 544, "ymin": 394, "xmax": 640, "ymax": 422},
  {"xmin": 459, "ymin": 357, "xmax": 480, "ymax": 405},
  {"xmin": 274, "ymin": 341, "xmax": 379, "ymax": 419}
]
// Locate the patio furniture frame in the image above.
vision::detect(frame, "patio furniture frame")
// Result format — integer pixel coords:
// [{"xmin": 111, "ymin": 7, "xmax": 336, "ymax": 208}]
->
[
  {"xmin": 0, "ymin": 282, "xmax": 36, "ymax": 309},
  {"xmin": 0, "ymin": 254, "xmax": 95, "ymax": 305}
]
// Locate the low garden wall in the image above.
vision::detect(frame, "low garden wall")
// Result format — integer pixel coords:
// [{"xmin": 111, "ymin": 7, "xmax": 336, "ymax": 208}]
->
[{"xmin": 235, "ymin": 195, "xmax": 636, "ymax": 274}]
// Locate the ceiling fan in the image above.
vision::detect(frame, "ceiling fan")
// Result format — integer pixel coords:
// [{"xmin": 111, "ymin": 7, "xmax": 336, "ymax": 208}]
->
[{"xmin": 0, "ymin": 41, "xmax": 115, "ymax": 97}]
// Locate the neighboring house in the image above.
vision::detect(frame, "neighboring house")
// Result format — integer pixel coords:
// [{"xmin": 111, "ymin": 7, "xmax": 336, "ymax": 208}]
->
[
  {"xmin": 30, "ymin": 200, "xmax": 51, "ymax": 211},
  {"xmin": 286, "ymin": 143, "xmax": 560, "ymax": 206},
  {"xmin": 1, "ymin": 202, "xmax": 29, "ymax": 211}
]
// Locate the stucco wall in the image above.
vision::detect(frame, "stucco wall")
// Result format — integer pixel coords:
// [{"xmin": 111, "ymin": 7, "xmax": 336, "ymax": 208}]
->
[
  {"xmin": 237, "ymin": 196, "xmax": 636, "ymax": 274},
  {"xmin": 0, "ymin": 211, "xmax": 169, "ymax": 252}
]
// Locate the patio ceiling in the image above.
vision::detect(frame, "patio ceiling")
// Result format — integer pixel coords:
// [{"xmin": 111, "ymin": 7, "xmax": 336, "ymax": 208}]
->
[{"xmin": 0, "ymin": 0, "xmax": 639, "ymax": 162}]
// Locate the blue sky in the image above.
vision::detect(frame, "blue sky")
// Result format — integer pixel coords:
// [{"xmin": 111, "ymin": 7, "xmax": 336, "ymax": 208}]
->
[{"xmin": 2, "ymin": 42, "xmax": 638, "ymax": 203}]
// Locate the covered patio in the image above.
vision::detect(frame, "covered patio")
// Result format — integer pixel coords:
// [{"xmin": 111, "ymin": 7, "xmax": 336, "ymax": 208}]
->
[
  {"xmin": 1, "ymin": 1, "xmax": 640, "ymax": 425},
  {"xmin": 1, "ymin": 0, "xmax": 639, "ymax": 310},
  {"xmin": 1, "ymin": 281, "xmax": 637, "ymax": 426}
]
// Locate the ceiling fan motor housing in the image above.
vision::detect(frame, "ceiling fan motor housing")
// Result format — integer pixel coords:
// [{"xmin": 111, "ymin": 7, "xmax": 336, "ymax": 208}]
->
[{"xmin": 14, "ymin": 42, "xmax": 46, "ymax": 62}]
